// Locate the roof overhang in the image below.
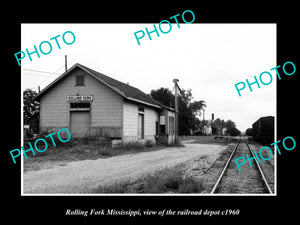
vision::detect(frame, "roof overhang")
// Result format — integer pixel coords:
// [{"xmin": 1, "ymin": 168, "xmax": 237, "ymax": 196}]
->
[{"xmin": 126, "ymin": 97, "xmax": 162, "ymax": 109}]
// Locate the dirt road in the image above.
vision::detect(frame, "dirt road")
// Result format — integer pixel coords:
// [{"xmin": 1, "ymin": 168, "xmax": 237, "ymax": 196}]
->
[{"xmin": 23, "ymin": 140, "xmax": 226, "ymax": 194}]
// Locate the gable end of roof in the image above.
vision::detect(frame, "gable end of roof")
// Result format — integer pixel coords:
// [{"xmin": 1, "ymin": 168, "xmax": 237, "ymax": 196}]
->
[{"xmin": 33, "ymin": 63, "xmax": 165, "ymax": 109}]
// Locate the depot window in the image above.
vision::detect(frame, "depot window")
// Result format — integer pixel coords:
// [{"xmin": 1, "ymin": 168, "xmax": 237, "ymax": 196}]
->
[
  {"xmin": 70, "ymin": 102, "xmax": 90, "ymax": 109},
  {"xmin": 76, "ymin": 75, "xmax": 85, "ymax": 86},
  {"xmin": 160, "ymin": 115, "xmax": 166, "ymax": 134}
]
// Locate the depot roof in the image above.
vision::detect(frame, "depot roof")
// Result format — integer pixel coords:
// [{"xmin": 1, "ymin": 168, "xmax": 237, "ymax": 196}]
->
[{"xmin": 34, "ymin": 63, "xmax": 172, "ymax": 110}]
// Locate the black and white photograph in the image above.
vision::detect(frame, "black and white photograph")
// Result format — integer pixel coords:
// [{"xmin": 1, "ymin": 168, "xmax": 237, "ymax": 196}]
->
[
  {"xmin": 21, "ymin": 23, "xmax": 276, "ymax": 195},
  {"xmin": 5, "ymin": 4, "xmax": 298, "ymax": 225}
]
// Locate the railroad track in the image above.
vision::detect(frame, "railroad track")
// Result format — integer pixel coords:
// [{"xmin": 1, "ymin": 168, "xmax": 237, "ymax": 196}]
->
[{"xmin": 211, "ymin": 136, "xmax": 273, "ymax": 194}]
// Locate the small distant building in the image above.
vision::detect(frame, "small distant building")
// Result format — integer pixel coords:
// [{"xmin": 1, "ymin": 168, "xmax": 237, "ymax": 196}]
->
[
  {"xmin": 203, "ymin": 125, "xmax": 212, "ymax": 135},
  {"xmin": 34, "ymin": 63, "xmax": 175, "ymax": 145}
]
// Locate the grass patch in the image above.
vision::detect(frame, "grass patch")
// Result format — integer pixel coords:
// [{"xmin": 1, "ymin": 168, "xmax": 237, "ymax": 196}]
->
[
  {"xmin": 114, "ymin": 141, "xmax": 145, "ymax": 150},
  {"xmin": 182, "ymin": 135, "xmax": 238, "ymax": 146},
  {"xmin": 24, "ymin": 138, "xmax": 163, "ymax": 160},
  {"xmin": 92, "ymin": 165, "xmax": 204, "ymax": 194},
  {"xmin": 93, "ymin": 180, "xmax": 136, "ymax": 193},
  {"xmin": 23, "ymin": 137, "xmax": 167, "ymax": 172}
]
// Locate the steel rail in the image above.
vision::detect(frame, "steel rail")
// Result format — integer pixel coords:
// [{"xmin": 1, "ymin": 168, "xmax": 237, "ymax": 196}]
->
[
  {"xmin": 245, "ymin": 140, "xmax": 273, "ymax": 194},
  {"xmin": 210, "ymin": 137, "xmax": 241, "ymax": 194}
]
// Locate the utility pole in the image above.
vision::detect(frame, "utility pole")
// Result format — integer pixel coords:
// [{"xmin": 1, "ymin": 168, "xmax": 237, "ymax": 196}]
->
[
  {"xmin": 65, "ymin": 55, "xmax": 67, "ymax": 72},
  {"xmin": 173, "ymin": 78, "xmax": 181, "ymax": 144},
  {"xmin": 203, "ymin": 108, "xmax": 206, "ymax": 135}
]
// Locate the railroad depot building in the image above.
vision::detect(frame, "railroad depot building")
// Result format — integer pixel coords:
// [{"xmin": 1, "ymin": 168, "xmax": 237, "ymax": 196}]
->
[{"xmin": 34, "ymin": 63, "xmax": 175, "ymax": 145}]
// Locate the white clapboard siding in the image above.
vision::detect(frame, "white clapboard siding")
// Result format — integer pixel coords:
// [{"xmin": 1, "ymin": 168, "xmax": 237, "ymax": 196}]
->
[
  {"xmin": 123, "ymin": 101, "xmax": 138, "ymax": 141},
  {"xmin": 39, "ymin": 68, "xmax": 123, "ymax": 133},
  {"xmin": 144, "ymin": 107, "xmax": 158, "ymax": 140},
  {"xmin": 123, "ymin": 101, "xmax": 158, "ymax": 142}
]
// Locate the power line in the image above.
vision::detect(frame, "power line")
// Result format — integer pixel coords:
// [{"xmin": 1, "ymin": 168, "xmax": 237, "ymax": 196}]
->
[
  {"xmin": 23, "ymin": 70, "xmax": 61, "ymax": 89},
  {"xmin": 54, "ymin": 65, "xmax": 65, "ymax": 73},
  {"xmin": 23, "ymin": 58, "xmax": 68, "ymax": 86},
  {"xmin": 38, "ymin": 73, "xmax": 61, "ymax": 86},
  {"xmin": 23, "ymin": 72, "xmax": 52, "ymax": 77},
  {"xmin": 23, "ymin": 68, "xmax": 60, "ymax": 75}
]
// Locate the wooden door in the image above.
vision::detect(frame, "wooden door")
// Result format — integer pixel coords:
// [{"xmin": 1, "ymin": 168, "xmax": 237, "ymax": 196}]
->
[{"xmin": 70, "ymin": 111, "xmax": 90, "ymax": 137}]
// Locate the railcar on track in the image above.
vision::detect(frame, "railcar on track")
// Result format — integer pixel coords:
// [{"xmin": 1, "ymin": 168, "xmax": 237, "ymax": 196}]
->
[{"xmin": 252, "ymin": 116, "xmax": 274, "ymax": 144}]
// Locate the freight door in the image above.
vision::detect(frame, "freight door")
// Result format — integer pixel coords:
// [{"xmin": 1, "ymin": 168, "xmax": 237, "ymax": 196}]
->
[{"xmin": 70, "ymin": 111, "xmax": 90, "ymax": 137}]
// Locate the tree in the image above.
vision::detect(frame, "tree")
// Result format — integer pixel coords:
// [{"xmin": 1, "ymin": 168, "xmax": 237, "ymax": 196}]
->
[
  {"xmin": 212, "ymin": 118, "xmax": 225, "ymax": 135},
  {"xmin": 190, "ymin": 100, "xmax": 207, "ymax": 118},
  {"xmin": 227, "ymin": 127, "xmax": 241, "ymax": 136},
  {"xmin": 224, "ymin": 119, "xmax": 241, "ymax": 136},
  {"xmin": 23, "ymin": 88, "xmax": 40, "ymax": 134},
  {"xmin": 213, "ymin": 118, "xmax": 225, "ymax": 129},
  {"xmin": 224, "ymin": 120, "xmax": 236, "ymax": 131},
  {"xmin": 150, "ymin": 87, "xmax": 206, "ymax": 135},
  {"xmin": 212, "ymin": 118, "xmax": 241, "ymax": 136},
  {"xmin": 150, "ymin": 88, "xmax": 174, "ymax": 108}
]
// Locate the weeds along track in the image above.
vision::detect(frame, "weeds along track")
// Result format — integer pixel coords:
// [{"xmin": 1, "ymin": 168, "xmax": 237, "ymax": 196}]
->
[{"xmin": 211, "ymin": 137, "xmax": 273, "ymax": 194}]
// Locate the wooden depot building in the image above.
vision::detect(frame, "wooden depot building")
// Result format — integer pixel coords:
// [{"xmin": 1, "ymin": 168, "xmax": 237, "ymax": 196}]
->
[{"xmin": 34, "ymin": 63, "xmax": 175, "ymax": 145}]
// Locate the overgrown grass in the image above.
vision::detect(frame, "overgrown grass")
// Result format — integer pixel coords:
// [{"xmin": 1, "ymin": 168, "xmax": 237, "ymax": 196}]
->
[
  {"xmin": 114, "ymin": 141, "xmax": 145, "ymax": 150},
  {"xmin": 24, "ymin": 136, "xmax": 161, "ymax": 159},
  {"xmin": 23, "ymin": 136, "xmax": 168, "ymax": 173},
  {"xmin": 92, "ymin": 165, "xmax": 204, "ymax": 194},
  {"xmin": 23, "ymin": 133, "xmax": 188, "ymax": 174}
]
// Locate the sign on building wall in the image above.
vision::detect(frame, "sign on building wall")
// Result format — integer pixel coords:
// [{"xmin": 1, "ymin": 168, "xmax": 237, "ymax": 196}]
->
[
  {"xmin": 160, "ymin": 115, "xmax": 165, "ymax": 125},
  {"xmin": 66, "ymin": 95, "xmax": 93, "ymax": 102}
]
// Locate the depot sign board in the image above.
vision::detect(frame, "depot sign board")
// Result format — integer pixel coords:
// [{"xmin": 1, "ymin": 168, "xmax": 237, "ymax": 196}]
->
[{"xmin": 66, "ymin": 95, "xmax": 93, "ymax": 102}]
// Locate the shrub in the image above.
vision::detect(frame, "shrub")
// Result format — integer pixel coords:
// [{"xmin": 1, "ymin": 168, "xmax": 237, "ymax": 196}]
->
[
  {"xmin": 116, "ymin": 141, "xmax": 145, "ymax": 150},
  {"xmin": 92, "ymin": 167, "xmax": 205, "ymax": 194},
  {"xmin": 93, "ymin": 180, "xmax": 133, "ymax": 193},
  {"xmin": 145, "ymin": 139, "xmax": 154, "ymax": 148},
  {"xmin": 178, "ymin": 177, "xmax": 204, "ymax": 193},
  {"xmin": 98, "ymin": 148, "xmax": 112, "ymax": 157},
  {"xmin": 24, "ymin": 129, "xmax": 33, "ymax": 138},
  {"xmin": 140, "ymin": 173, "xmax": 204, "ymax": 193},
  {"xmin": 140, "ymin": 175, "xmax": 166, "ymax": 193},
  {"xmin": 164, "ymin": 171, "xmax": 184, "ymax": 190},
  {"xmin": 140, "ymin": 168, "xmax": 184, "ymax": 193},
  {"xmin": 82, "ymin": 135, "xmax": 111, "ymax": 147}
]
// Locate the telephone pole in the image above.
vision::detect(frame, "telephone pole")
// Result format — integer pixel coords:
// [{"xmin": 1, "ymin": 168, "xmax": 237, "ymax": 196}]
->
[
  {"xmin": 65, "ymin": 55, "xmax": 68, "ymax": 72},
  {"xmin": 173, "ymin": 78, "xmax": 181, "ymax": 144}
]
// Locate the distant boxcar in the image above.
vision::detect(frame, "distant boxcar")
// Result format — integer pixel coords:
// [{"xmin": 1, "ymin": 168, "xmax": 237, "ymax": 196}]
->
[
  {"xmin": 252, "ymin": 116, "xmax": 274, "ymax": 144},
  {"xmin": 245, "ymin": 128, "xmax": 253, "ymax": 136}
]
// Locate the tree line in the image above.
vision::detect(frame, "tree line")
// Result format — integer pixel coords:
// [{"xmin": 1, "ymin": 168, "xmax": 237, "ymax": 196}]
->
[{"xmin": 150, "ymin": 87, "xmax": 241, "ymax": 136}]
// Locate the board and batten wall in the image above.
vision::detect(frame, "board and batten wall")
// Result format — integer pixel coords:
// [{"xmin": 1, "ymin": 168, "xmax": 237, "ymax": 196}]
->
[
  {"xmin": 123, "ymin": 101, "xmax": 158, "ymax": 142},
  {"xmin": 39, "ymin": 67, "xmax": 123, "ymax": 138}
]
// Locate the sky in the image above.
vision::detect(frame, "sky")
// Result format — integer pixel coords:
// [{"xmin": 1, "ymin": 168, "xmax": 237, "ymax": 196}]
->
[{"xmin": 21, "ymin": 23, "xmax": 276, "ymax": 132}]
